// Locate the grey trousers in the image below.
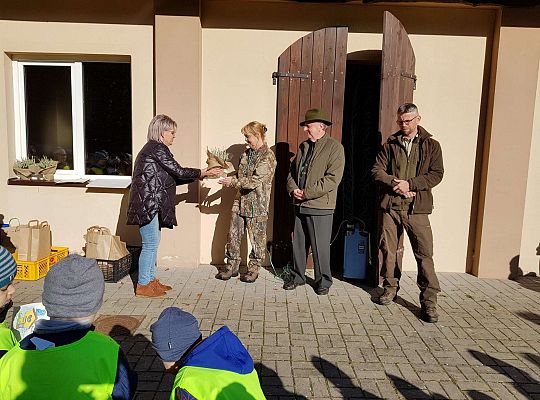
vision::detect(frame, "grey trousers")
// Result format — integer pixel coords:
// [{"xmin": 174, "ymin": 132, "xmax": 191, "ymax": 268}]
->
[
  {"xmin": 379, "ymin": 209, "xmax": 441, "ymax": 306},
  {"xmin": 291, "ymin": 212, "xmax": 333, "ymax": 289}
]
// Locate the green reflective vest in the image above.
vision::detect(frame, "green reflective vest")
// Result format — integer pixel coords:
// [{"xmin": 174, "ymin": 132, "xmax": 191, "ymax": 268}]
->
[
  {"xmin": 172, "ymin": 365, "xmax": 266, "ymax": 400},
  {"xmin": 0, "ymin": 322, "xmax": 16, "ymax": 352},
  {"xmin": 0, "ymin": 331, "xmax": 118, "ymax": 400}
]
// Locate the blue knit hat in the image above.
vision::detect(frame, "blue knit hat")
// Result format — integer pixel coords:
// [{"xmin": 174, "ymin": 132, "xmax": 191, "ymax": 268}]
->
[
  {"xmin": 150, "ymin": 307, "xmax": 201, "ymax": 362},
  {"xmin": 0, "ymin": 246, "xmax": 17, "ymax": 288}
]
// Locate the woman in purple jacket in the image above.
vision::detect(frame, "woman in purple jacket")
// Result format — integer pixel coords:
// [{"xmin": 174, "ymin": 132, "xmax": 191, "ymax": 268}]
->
[{"xmin": 127, "ymin": 115, "xmax": 221, "ymax": 298}]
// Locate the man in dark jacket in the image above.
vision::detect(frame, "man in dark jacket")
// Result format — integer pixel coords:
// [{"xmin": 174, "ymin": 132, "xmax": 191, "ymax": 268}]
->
[
  {"xmin": 284, "ymin": 109, "xmax": 345, "ymax": 295},
  {"xmin": 372, "ymin": 103, "xmax": 444, "ymax": 323}
]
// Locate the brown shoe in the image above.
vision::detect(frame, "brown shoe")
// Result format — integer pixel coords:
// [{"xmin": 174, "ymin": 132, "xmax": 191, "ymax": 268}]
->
[
  {"xmin": 421, "ymin": 304, "xmax": 439, "ymax": 323},
  {"xmin": 152, "ymin": 279, "xmax": 172, "ymax": 291},
  {"xmin": 136, "ymin": 283, "xmax": 166, "ymax": 298},
  {"xmin": 215, "ymin": 265, "xmax": 239, "ymax": 281},
  {"xmin": 240, "ymin": 272, "xmax": 258, "ymax": 283},
  {"xmin": 377, "ymin": 287, "xmax": 398, "ymax": 305}
]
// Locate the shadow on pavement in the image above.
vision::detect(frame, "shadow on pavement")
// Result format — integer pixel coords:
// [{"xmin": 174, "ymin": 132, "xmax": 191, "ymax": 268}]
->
[
  {"xmin": 508, "ymin": 254, "xmax": 540, "ymax": 292},
  {"xmin": 311, "ymin": 356, "xmax": 382, "ymax": 399},
  {"xmin": 470, "ymin": 349, "xmax": 539, "ymax": 400},
  {"xmin": 109, "ymin": 324, "xmax": 170, "ymax": 400},
  {"xmin": 256, "ymin": 362, "xmax": 308, "ymax": 399},
  {"xmin": 515, "ymin": 311, "xmax": 540, "ymax": 326}
]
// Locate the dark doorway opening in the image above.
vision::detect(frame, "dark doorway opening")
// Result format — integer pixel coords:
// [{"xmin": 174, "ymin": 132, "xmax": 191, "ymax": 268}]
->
[{"xmin": 332, "ymin": 51, "xmax": 382, "ymax": 285}]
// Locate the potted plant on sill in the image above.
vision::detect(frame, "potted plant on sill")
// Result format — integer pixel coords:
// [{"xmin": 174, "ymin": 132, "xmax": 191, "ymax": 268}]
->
[{"xmin": 13, "ymin": 156, "xmax": 58, "ymax": 181}]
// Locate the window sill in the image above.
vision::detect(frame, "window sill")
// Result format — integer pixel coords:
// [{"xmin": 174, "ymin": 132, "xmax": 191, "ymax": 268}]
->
[{"xmin": 7, "ymin": 177, "xmax": 131, "ymax": 189}]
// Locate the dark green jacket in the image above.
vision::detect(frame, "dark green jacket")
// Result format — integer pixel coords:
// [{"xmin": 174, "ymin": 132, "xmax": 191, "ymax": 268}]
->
[
  {"xmin": 287, "ymin": 134, "xmax": 345, "ymax": 210},
  {"xmin": 371, "ymin": 126, "xmax": 444, "ymax": 214}
]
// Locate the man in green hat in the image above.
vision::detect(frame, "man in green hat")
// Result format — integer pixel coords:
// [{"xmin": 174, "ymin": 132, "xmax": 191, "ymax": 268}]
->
[{"xmin": 284, "ymin": 108, "xmax": 345, "ymax": 295}]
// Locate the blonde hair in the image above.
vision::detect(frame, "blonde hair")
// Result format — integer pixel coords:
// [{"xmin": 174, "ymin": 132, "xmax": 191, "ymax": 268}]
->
[
  {"xmin": 147, "ymin": 114, "xmax": 177, "ymax": 142},
  {"xmin": 241, "ymin": 121, "xmax": 267, "ymax": 142}
]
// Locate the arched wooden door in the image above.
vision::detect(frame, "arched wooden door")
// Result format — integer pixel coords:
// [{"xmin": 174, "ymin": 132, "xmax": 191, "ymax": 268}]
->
[
  {"xmin": 272, "ymin": 13, "xmax": 416, "ymax": 278},
  {"xmin": 372, "ymin": 11, "xmax": 417, "ymax": 285},
  {"xmin": 272, "ymin": 27, "xmax": 348, "ymax": 268},
  {"xmin": 379, "ymin": 11, "xmax": 416, "ymax": 142}
]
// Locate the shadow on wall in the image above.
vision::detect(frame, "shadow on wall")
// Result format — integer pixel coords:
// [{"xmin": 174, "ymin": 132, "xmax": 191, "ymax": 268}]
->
[
  {"xmin": 115, "ymin": 191, "xmax": 141, "ymax": 247},
  {"xmin": 508, "ymin": 254, "xmax": 540, "ymax": 293},
  {"xmin": 198, "ymin": 143, "xmax": 247, "ymax": 266}
]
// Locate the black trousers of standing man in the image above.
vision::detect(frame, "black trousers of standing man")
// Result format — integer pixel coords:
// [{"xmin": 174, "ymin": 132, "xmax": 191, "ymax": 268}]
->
[{"xmin": 290, "ymin": 211, "xmax": 333, "ymax": 290}]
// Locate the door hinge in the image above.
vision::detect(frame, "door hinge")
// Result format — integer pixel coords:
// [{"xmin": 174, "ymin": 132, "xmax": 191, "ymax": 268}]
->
[
  {"xmin": 272, "ymin": 71, "xmax": 310, "ymax": 85},
  {"xmin": 400, "ymin": 72, "xmax": 417, "ymax": 90}
]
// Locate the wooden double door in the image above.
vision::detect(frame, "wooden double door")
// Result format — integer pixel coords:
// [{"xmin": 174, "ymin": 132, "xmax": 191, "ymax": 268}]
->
[{"xmin": 272, "ymin": 12, "xmax": 416, "ymax": 284}]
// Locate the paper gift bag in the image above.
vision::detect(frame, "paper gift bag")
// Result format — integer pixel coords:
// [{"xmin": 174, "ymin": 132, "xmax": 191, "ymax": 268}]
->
[
  {"xmin": 12, "ymin": 220, "xmax": 52, "ymax": 261},
  {"xmin": 84, "ymin": 226, "xmax": 129, "ymax": 261}
]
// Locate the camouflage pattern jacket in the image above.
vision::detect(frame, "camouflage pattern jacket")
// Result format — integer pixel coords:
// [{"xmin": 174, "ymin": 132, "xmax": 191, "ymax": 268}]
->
[{"xmin": 231, "ymin": 144, "xmax": 276, "ymax": 218}]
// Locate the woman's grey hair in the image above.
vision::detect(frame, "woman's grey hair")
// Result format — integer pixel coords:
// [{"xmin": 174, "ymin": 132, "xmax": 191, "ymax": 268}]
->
[
  {"xmin": 397, "ymin": 103, "xmax": 418, "ymax": 115},
  {"xmin": 147, "ymin": 114, "xmax": 177, "ymax": 142}
]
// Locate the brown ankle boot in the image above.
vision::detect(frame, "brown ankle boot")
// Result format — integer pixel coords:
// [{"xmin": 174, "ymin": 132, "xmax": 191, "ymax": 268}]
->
[
  {"xmin": 215, "ymin": 265, "xmax": 239, "ymax": 281},
  {"xmin": 240, "ymin": 271, "xmax": 258, "ymax": 283},
  {"xmin": 136, "ymin": 283, "xmax": 166, "ymax": 298},
  {"xmin": 152, "ymin": 279, "xmax": 172, "ymax": 291}
]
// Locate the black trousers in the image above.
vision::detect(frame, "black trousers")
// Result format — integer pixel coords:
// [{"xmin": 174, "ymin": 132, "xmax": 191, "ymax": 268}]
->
[{"xmin": 291, "ymin": 212, "xmax": 333, "ymax": 289}]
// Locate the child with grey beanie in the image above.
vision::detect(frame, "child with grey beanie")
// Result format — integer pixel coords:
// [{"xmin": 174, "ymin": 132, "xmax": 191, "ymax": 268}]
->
[{"xmin": 0, "ymin": 254, "xmax": 137, "ymax": 399}]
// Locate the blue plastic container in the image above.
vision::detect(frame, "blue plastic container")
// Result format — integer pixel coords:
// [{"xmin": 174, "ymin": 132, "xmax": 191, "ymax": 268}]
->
[{"xmin": 342, "ymin": 223, "xmax": 368, "ymax": 279}]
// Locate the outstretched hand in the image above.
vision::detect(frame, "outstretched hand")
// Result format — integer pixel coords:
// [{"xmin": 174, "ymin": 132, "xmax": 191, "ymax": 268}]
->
[
  {"xmin": 218, "ymin": 177, "xmax": 233, "ymax": 187},
  {"xmin": 200, "ymin": 167, "xmax": 223, "ymax": 180}
]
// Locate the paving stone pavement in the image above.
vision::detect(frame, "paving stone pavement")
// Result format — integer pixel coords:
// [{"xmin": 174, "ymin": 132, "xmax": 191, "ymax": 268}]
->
[{"xmin": 8, "ymin": 266, "xmax": 540, "ymax": 400}]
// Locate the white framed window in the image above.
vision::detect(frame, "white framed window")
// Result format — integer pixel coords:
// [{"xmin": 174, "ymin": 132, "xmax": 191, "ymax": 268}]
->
[{"xmin": 12, "ymin": 60, "xmax": 133, "ymax": 180}]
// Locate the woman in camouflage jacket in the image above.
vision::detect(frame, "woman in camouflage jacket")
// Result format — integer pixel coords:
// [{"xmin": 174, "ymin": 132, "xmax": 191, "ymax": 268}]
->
[{"xmin": 216, "ymin": 122, "xmax": 277, "ymax": 283}]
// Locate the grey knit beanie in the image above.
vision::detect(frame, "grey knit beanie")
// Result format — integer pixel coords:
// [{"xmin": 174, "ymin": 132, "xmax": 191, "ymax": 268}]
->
[{"xmin": 42, "ymin": 254, "xmax": 105, "ymax": 318}]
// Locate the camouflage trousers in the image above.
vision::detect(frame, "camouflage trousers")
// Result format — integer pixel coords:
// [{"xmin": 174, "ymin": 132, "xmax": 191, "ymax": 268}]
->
[{"xmin": 224, "ymin": 211, "xmax": 268, "ymax": 275}]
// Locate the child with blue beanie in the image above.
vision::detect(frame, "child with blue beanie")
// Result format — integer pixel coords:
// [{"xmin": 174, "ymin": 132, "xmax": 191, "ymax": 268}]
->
[
  {"xmin": 151, "ymin": 307, "xmax": 266, "ymax": 400},
  {"xmin": 0, "ymin": 245, "xmax": 17, "ymax": 359}
]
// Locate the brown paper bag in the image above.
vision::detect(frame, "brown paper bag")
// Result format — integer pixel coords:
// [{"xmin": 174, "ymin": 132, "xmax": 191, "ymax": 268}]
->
[
  {"xmin": 84, "ymin": 226, "xmax": 129, "ymax": 261},
  {"xmin": 12, "ymin": 220, "xmax": 52, "ymax": 261}
]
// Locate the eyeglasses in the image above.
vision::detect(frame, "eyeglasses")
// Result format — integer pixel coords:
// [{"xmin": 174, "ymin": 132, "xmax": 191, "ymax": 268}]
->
[{"xmin": 396, "ymin": 116, "xmax": 419, "ymax": 125}]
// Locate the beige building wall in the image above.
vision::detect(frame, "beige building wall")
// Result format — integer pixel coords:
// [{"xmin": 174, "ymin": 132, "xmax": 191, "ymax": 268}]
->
[
  {"xmin": 200, "ymin": 19, "xmax": 490, "ymax": 273},
  {"xmin": 519, "ymin": 52, "xmax": 540, "ymax": 276},
  {"xmin": 200, "ymin": 29, "xmax": 306, "ymax": 265},
  {"xmin": 0, "ymin": 20, "xmax": 153, "ymax": 253},
  {"xmin": 155, "ymin": 15, "xmax": 204, "ymax": 267},
  {"xmin": 348, "ymin": 33, "xmax": 487, "ymax": 273},
  {"xmin": 477, "ymin": 26, "xmax": 540, "ymax": 278}
]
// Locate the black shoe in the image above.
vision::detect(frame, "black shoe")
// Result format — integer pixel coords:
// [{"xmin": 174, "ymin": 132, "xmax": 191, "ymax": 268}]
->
[
  {"xmin": 283, "ymin": 280, "xmax": 304, "ymax": 290},
  {"xmin": 316, "ymin": 287, "xmax": 329, "ymax": 295}
]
